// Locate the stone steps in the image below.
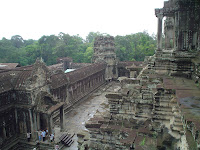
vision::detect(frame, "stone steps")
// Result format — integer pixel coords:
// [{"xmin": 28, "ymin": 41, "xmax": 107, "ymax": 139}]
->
[
  {"xmin": 155, "ymin": 107, "xmax": 172, "ymax": 112},
  {"xmin": 171, "ymin": 126, "xmax": 184, "ymax": 132},
  {"xmin": 154, "ymin": 110, "xmax": 173, "ymax": 115},
  {"xmin": 153, "ymin": 114, "xmax": 171, "ymax": 120}
]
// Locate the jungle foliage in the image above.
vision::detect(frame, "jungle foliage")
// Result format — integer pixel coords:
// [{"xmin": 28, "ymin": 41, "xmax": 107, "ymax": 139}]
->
[{"xmin": 0, "ymin": 31, "xmax": 156, "ymax": 66}]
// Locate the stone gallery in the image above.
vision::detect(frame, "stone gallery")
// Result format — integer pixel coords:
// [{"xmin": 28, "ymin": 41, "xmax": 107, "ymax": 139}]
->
[{"xmin": 0, "ymin": 0, "xmax": 200, "ymax": 149}]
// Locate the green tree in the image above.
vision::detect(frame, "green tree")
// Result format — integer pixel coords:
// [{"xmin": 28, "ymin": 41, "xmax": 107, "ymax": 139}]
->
[
  {"xmin": 11, "ymin": 35, "xmax": 24, "ymax": 48},
  {"xmin": 86, "ymin": 32, "xmax": 101, "ymax": 43},
  {"xmin": 115, "ymin": 31, "xmax": 156, "ymax": 61},
  {"xmin": 38, "ymin": 35, "xmax": 59, "ymax": 65},
  {"xmin": 0, "ymin": 31, "xmax": 156, "ymax": 66},
  {"xmin": 84, "ymin": 47, "xmax": 93, "ymax": 63}
]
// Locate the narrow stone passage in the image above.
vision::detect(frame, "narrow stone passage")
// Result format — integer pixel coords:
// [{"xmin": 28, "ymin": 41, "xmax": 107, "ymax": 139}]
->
[{"xmin": 56, "ymin": 82, "xmax": 120, "ymax": 150}]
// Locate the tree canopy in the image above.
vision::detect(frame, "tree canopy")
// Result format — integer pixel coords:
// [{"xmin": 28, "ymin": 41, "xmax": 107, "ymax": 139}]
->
[{"xmin": 0, "ymin": 31, "xmax": 156, "ymax": 66}]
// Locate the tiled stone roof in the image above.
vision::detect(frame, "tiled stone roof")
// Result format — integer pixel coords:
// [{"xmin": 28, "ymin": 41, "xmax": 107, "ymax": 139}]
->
[
  {"xmin": 66, "ymin": 63, "xmax": 106, "ymax": 84},
  {"xmin": 0, "ymin": 63, "xmax": 20, "ymax": 69}
]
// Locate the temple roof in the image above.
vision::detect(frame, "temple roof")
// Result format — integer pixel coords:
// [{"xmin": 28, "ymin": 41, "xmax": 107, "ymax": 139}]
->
[
  {"xmin": 66, "ymin": 63, "xmax": 106, "ymax": 84},
  {"xmin": 0, "ymin": 65, "xmax": 33, "ymax": 93},
  {"xmin": 0, "ymin": 63, "xmax": 20, "ymax": 69},
  {"xmin": 50, "ymin": 72, "xmax": 68, "ymax": 89},
  {"xmin": 48, "ymin": 63, "xmax": 63, "ymax": 70},
  {"xmin": 0, "ymin": 62, "xmax": 107, "ymax": 93}
]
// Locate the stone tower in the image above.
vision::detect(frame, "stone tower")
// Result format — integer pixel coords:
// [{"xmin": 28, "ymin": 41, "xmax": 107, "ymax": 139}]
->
[{"xmin": 93, "ymin": 36, "xmax": 118, "ymax": 80}]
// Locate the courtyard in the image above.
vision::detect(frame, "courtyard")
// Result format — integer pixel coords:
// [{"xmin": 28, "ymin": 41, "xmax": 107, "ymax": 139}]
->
[{"xmin": 54, "ymin": 81, "xmax": 120, "ymax": 150}]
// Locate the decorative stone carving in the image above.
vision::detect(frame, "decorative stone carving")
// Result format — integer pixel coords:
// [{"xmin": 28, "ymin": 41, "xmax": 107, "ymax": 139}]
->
[{"xmin": 93, "ymin": 36, "xmax": 118, "ymax": 80}]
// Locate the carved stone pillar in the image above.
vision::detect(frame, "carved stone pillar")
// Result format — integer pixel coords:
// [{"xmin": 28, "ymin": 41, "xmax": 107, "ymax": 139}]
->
[
  {"xmin": 3, "ymin": 121, "xmax": 6, "ymax": 139},
  {"xmin": 198, "ymin": 33, "xmax": 200, "ymax": 51},
  {"xmin": 33, "ymin": 112, "xmax": 37, "ymax": 131},
  {"xmin": 29, "ymin": 109, "xmax": 35, "ymax": 139},
  {"xmin": 46, "ymin": 115, "xmax": 50, "ymax": 134},
  {"xmin": 46, "ymin": 114, "xmax": 53, "ymax": 134},
  {"xmin": 157, "ymin": 14, "xmax": 163, "ymax": 51},
  {"xmin": 15, "ymin": 108, "xmax": 19, "ymax": 133},
  {"xmin": 49, "ymin": 115, "xmax": 53, "ymax": 134},
  {"xmin": 37, "ymin": 113, "xmax": 40, "ymax": 130},
  {"xmin": 23, "ymin": 112, "xmax": 27, "ymax": 133},
  {"xmin": 164, "ymin": 17, "xmax": 175, "ymax": 50},
  {"xmin": 60, "ymin": 106, "xmax": 64, "ymax": 132},
  {"xmin": 174, "ymin": 12, "xmax": 179, "ymax": 50}
]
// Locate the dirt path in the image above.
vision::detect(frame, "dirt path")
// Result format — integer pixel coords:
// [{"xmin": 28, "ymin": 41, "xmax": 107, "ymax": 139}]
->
[{"xmin": 55, "ymin": 81, "xmax": 120, "ymax": 150}]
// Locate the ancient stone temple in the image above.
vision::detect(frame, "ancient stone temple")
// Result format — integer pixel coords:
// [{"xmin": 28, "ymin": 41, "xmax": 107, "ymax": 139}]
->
[
  {"xmin": 0, "ymin": 34, "xmax": 142, "ymax": 149},
  {"xmin": 93, "ymin": 36, "xmax": 118, "ymax": 80},
  {"xmin": 153, "ymin": 0, "xmax": 200, "ymax": 78},
  {"xmin": 77, "ymin": 0, "xmax": 200, "ymax": 150},
  {"xmin": 0, "ymin": 59, "xmax": 65, "ymax": 149},
  {"xmin": 1, "ymin": 0, "xmax": 200, "ymax": 149}
]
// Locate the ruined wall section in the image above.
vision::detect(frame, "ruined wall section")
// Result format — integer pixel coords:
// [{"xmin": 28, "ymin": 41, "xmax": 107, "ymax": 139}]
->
[
  {"xmin": 117, "ymin": 61, "xmax": 144, "ymax": 77},
  {"xmin": 78, "ymin": 69, "xmax": 159, "ymax": 149},
  {"xmin": 107, "ymin": 79, "xmax": 154, "ymax": 121},
  {"xmin": 78, "ymin": 66, "xmax": 199, "ymax": 149}
]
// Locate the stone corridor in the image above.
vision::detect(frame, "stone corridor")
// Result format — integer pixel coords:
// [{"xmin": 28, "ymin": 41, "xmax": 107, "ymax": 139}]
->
[{"xmin": 54, "ymin": 82, "xmax": 120, "ymax": 150}]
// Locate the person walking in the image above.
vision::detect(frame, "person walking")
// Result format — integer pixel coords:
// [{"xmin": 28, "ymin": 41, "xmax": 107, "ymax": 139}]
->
[
  {"xmin": 46, "ymin": 129, "xmax": 48, "ymax": 140},
  {"xmin": 49, "ymin": 133, "xmax": 54, "ymax": 142},
  {"xmin": 27, "ymin": 132, "xmax": 31, "ymax": 142},
  {"xmin": 36, "ymin": 130, "xmax": 42, "ymax": 141},
  {"xmin": 41, "ymin": 130, "xmax": 46, "ymax": 141},
  {"xmin": 46, "ymin": 128, "xmax": 48, "ymax": 136}
]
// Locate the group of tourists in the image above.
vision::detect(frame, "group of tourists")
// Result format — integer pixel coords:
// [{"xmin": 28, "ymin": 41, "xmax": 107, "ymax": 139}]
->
[
  {"xmin": 37, "ymin": 129, "xmax": 55, "ymax": 142},
  {"xmin": 27, "ymin": 129, "xmax": 55, "ymax": 142}
]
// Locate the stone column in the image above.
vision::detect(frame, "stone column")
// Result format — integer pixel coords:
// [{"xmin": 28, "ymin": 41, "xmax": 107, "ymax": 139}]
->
[
  {"xmin": 37, "ymin": 113, "xmax": 40, "ymax": 130},
  {"xmin": 198, "ymin": 33, "xmax": 200, "ymax": 51},
  {"xmin": 33, "ymin": 112, "xmax": 37, "ymax": 131},
  {"xmin": 15, "ymin": 108, "xmax": 19, "ymax": 133},
  {"xmin": 157, "ymin": 14, "xmax": 163, "ymax": 51},
  {"xmin": 23, "ymin": 112, "xmax": 27, "ymax": 133},
  {"xmin": 47, "ymin": 114, "xmax": 52, "ymax": 134},
  {"xmin": 3, "ymin": 120, "xmax": 6, "ymax": 139},
  {"xmin": 29, "ymin": 109, "xmax": 35, "ymax": 139},
  {"xmin": 60, "ymin": 106, "xmax": 64, "ymax": 132},
  {"xmin": 49, "ymin": 115, "xmax": 53, "ymax": 134},
  {"xmin": 174, "ymin": 12, "xmax": 179, "ymax": 50}
]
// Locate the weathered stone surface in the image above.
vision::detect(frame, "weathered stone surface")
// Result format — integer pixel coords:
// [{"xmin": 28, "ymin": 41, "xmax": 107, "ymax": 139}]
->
[
  {"xmin": 78, "ymin": 1, "xmax": 200, "ymax": 150},
  {"xmin": 1, "ymin": 0, "xmax": 200, "ymax": 149},
  {"xmin": 0, "ymin": 58, "xmax": 107, "ymax": 149},
  {"xmin": 93, "ymin": 36, "xmax": 118, "ymax": 80}
]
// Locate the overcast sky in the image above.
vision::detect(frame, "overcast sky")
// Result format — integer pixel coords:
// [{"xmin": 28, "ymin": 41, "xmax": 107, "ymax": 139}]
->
[{"xmin": 0, "ymin": 0, "xmax": 165, "ymax": 40}]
